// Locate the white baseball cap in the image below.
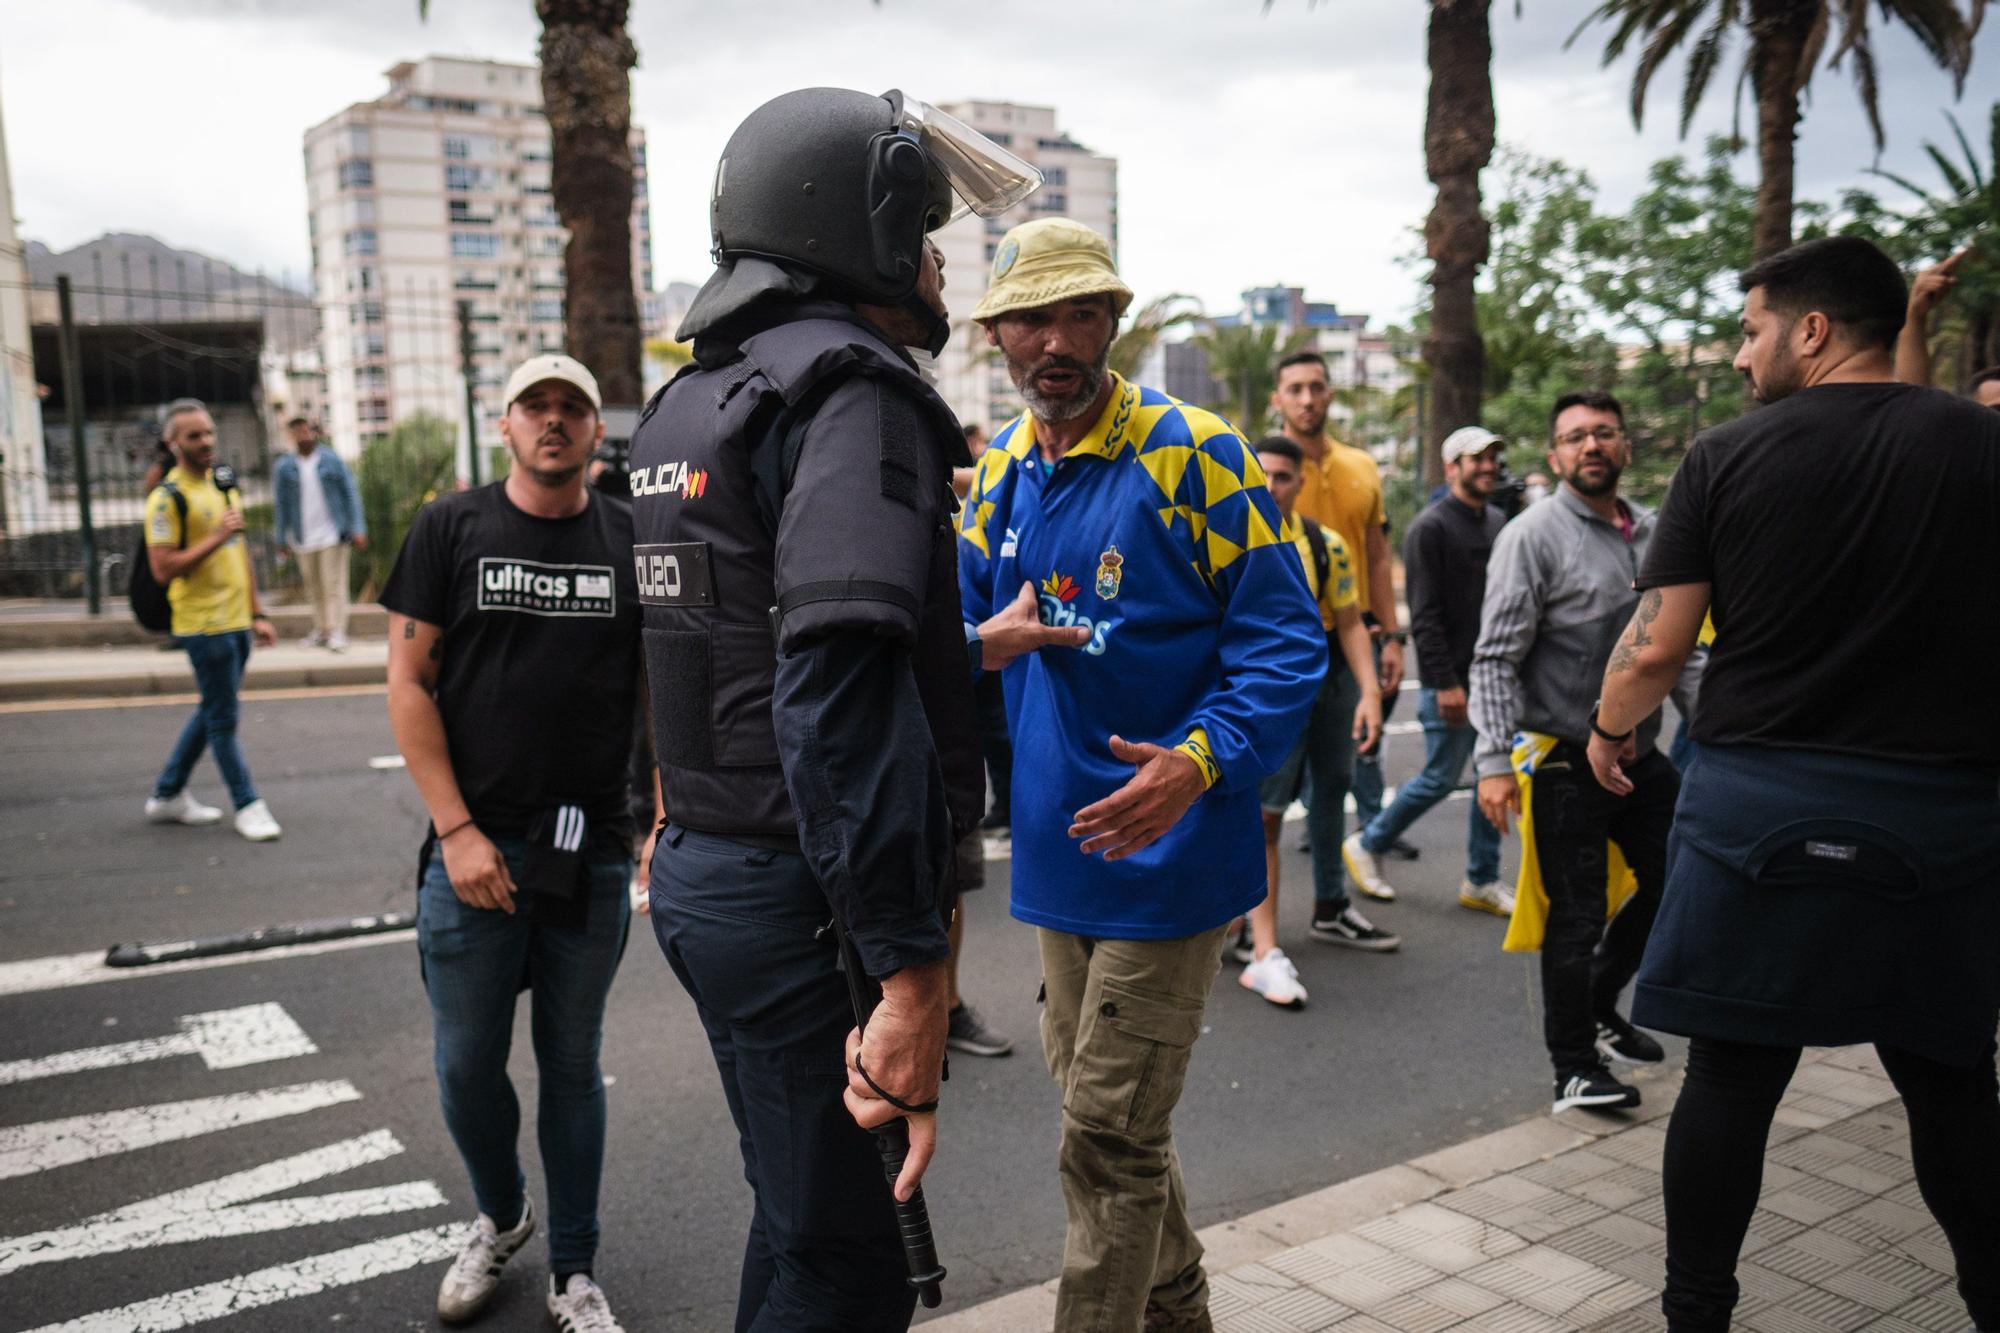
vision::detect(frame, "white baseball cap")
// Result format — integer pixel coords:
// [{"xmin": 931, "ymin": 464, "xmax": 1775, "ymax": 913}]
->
[
  {"xmin": 503, "ymin": 354, "xmax": 601, "ymax": 410},
  {"xmin": 1441, "ymin": 425, "xmax": 1504, "ymax": 464}
]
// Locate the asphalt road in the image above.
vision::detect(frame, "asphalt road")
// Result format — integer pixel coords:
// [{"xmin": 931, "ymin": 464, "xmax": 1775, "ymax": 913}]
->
[{"xmin": 0, "ymin": 689, "xmax": 1684, "ymax": 1332}]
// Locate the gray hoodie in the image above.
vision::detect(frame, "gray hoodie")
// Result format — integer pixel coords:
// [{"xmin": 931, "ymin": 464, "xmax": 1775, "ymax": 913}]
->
[{"xmin": 1468, "ymin": 484, "xmax": 1697, "ymax": 779}]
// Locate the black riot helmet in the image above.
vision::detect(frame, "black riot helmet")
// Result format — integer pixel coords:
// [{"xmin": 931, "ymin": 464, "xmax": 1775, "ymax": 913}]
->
[{"xmin": 709, "ymin": 88, "xmax": 1040, "ymax": 348}]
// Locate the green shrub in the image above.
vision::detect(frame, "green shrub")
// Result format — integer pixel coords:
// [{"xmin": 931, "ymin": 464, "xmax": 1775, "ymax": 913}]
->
[{"xmin": 357, "ymin": 412, "xmax": 457, "ymax": 598}]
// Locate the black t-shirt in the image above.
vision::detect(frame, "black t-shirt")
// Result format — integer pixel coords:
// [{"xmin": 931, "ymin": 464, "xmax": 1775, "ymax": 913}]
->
[
  {"xmin": 1638, "ymin": 382, "xmax": 2000, "ymax": 774},
  {"xmin": 381, "ymin": 482, "xmax": 642, "ymax": 836}
]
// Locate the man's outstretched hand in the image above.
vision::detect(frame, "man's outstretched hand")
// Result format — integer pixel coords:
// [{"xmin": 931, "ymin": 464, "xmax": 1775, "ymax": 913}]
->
[
  {"xmin": 1068, "ymin": 735, "xmax": 1207, "ymax": 861},
  {"xmin": 977, "ymin": 581, "xmax": 1089, "ymax": 671}
]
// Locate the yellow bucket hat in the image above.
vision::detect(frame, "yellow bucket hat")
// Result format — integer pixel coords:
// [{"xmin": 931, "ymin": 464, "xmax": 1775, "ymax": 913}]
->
[{"xmin": 969, "ymin": 218, "xmax": 1134, "ymax": 323}]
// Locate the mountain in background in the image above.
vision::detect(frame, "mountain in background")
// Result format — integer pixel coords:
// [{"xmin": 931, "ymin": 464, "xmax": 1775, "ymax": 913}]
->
[{"xmin": 25, "ymin": 232, "xmax": 315, "ymax": 353}]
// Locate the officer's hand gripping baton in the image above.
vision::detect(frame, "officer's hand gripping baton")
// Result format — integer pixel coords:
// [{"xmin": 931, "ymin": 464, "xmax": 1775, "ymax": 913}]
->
[{"xmin": 833, "ymin": 919, "xmax": 947, "ymax": 1308}]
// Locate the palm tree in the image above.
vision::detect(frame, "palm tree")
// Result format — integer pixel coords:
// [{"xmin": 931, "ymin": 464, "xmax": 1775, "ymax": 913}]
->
[
  {"xmin": 1191, "ymin": 321, "xmax": 1316, "ymax": 439},
  {"xmin": 1108, "ymin": 294, "xmax": 1204, "ymax": 380},
  {"xmin": 1573, "ymin": 0, "xmax": 1988, "ymax": 260},
  {"xmin": 1424, "ymin": 0, "xmax": 1496, "ymax": 487},
  {"xmin": 1869, "ymin": 103, "xmax": 2000, "ymax": 382},
  {"xmin": 421, "ymin": 1, "xmax": 643, "ymax": 406}
]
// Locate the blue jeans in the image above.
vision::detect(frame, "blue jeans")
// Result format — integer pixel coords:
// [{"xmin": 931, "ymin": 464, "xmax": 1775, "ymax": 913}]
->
[
  {"xmin": 153, "ymin": 629, "xmax": 257, "ymax": 809},
  {"xmin": 417, "ymin": 835, "xmax": 632, "ymax": 1272},
  {"xmin": 649, "ymin": 824, "xmax": 919, "ymax": 1332},
  {"xmin": 1349, "ymin": 638, "xmax": 1399, "ymax": 826},
  {"xmin": 1359, "ymin": 688, "xmax": 1500, "ymax": 886},
  {"xmin": 1305, "ymin": 660, "xmax": 1361, "ymax": 919}
]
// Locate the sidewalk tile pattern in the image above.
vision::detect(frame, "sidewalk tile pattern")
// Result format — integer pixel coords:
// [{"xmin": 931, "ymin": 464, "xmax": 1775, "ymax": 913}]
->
[{"xmin": 1208, "ymin": 1048, "xmax": 1971, "ymax": 1333}]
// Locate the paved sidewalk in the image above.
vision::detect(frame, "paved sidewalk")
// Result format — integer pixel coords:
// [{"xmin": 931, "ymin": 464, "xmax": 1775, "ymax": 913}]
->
[
  {"xmin": 0, "ymin": 638, "xmax": 387, "ymax": 700},
  {"xmin": 930, "ymin": 1047, "xmax": 1972, "ymax": 1331}
]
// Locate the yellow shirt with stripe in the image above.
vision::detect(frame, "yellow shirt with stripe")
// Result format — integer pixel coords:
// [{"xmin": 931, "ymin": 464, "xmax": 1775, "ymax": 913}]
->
[
  {"xmin": 1283, "ymin": 512, "xmax": 1358, "ymax": 631},
  {"xmin": 144, "ymin": 467, "xmax": 252, "ymax": 636},
  {"xmin": 1295, "ymin": 435, "xmax": 1386, "ymax": 615}
]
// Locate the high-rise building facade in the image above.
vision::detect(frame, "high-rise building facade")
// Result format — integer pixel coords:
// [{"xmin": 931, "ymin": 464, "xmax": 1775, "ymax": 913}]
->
[
  {"xmin": 304, "ymin": 56, "xmax": 651, "ymax": 463},
  {"xmin": 929, "ymin": 102, "xmax": 1116, "ymax": 436}
]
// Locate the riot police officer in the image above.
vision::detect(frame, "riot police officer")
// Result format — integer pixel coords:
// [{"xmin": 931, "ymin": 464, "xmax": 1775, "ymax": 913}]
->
[{"xmin": 629, "ymin": 88, "xmax": 1039, "ymax": 1330}]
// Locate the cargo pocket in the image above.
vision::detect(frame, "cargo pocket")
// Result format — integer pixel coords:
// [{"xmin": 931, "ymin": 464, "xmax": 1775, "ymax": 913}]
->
[{"xmin": 1067, "ymin": 977, "xmax": 1204, "ymax": 1140}]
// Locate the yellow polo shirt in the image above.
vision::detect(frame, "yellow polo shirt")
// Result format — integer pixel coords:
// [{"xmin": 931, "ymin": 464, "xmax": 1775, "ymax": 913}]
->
[
  {"xmin": 145, "ymin": 467, "xmax": 252, "ymax": 636},
  {"xmin": 1294, "ymin": 435, "xmax": 1386, "ymax": 616}
]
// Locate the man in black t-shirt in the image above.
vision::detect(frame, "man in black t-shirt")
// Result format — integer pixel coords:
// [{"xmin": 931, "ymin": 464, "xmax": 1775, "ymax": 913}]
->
[
  {"xmin": 1587, "ymin": 236, "xmax": 2000, "ymax": 1333},
  {"xmin": 382, "ymin": 354, "xmax": 643, "ymax": 1333}
]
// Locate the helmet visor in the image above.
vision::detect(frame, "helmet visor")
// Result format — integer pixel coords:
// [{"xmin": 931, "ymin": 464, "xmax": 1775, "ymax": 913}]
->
[{"xmin": 891, "ymin": 93, "xmax": 1043, "ymax": 225}]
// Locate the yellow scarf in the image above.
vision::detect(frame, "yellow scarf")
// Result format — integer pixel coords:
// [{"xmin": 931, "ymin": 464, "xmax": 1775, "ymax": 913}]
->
[{"xmin": 1501, "ymin": 732, "xmax": 1639, "ymax": 953}]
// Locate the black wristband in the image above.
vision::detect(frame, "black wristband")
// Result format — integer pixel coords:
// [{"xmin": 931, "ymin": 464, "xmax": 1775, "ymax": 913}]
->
[
  {"xmin": 1589, "ymin": 703, "xmax": 1633, "ymax": 743},
  {"xmin": 854, "ymin": 1054, "xmax": 940, "ymax": 1114}
]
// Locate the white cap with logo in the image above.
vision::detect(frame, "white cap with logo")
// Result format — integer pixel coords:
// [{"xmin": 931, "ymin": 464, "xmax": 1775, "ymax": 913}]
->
[
  {"xmin": 503, "ymin": 354, "xmax": 601, "ymax": 410},
  {"xmin": 1441, "ymin": 425, "xmax": 1504, "ymax": 464}
]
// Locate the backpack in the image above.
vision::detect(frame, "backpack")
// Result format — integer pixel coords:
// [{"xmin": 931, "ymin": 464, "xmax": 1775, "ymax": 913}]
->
[
  {"xmin": 128, "ymin": 483, "xmax": 187, "ymax": 634},
  {"xmin": 1297, "ymin": 514, "xmax": 1333, "ymax": 603}
]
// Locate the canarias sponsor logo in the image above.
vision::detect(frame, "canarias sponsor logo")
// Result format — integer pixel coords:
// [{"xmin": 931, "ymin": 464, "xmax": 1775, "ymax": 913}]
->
[
  {"xmin": 630, "ymin": 459, "xmax": 708, "ymax": 500},
  {"xmin": 1039, "ymin": 571, "xmax": 1117, "ymax": 655}
]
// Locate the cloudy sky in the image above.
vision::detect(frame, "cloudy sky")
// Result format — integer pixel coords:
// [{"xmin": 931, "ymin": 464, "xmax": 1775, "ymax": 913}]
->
[{"xmin": 4, "ymin": 0, "xmax": 1992, "ymax": 325}]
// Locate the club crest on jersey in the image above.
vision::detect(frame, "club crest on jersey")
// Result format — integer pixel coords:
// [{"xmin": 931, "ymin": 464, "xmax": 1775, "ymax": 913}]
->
[
  {"xmin": 630, "ymin": 459, "xmax": 708, "ymax": 500},
  {"xmin": 1094, "ymin": 544, "xmax": 1123, "ymax": 601}
]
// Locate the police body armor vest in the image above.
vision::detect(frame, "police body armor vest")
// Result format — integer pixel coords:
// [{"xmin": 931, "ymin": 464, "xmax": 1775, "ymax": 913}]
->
[{"xmin": 628, "ymin": 315, "xmax": 984, "ymax": 852}]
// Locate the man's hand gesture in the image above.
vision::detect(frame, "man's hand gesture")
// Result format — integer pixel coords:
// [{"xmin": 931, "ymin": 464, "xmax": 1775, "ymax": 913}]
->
[
  {"xmin": 1909, "ymin": 246, "xmax": 1971, "ymax": 323},
  {"xmin": 843, "ymin": 960, "xmax": 947, "ymax": 1201},
  {"xmin": 1069, "ymin": 736, "xmax": 1207, "ymax": 861},
  {"xmin": 1477, "ymin": 774, "xmax": 1520, "ymax": 837},
  {"xmin": 977, "ymin": 581, "xmax": 1089, "ymax": 671}
]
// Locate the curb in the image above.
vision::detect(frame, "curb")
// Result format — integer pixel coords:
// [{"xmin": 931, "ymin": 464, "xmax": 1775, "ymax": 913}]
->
[
  {"xmin": 919, "ymin": 1064, "xmax": 1683, "ymax": 1331},
  {"xmin": 0, "ymin": 657, "xmax": 387, "ymax": 702}
]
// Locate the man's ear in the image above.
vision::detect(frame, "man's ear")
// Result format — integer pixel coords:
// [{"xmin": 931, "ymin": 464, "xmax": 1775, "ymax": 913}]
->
[
  {"xmin": 981, "ymin": 320, "xmax": 1000, "ymax": 349},
  {"xmin": 1797, "ymin": 311, "xmax": 1832, "ymax": 358}
]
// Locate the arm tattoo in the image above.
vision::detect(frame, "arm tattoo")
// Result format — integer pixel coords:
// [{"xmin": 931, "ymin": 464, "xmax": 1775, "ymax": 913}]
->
[
  {"xmin": 402, "ymin": 620, "xmax": 416, "ymax": 640},
  {"xmin": 428, "ymin": 637, "xmax": 442, "ymax": 663},
  {"xmin": 1605, "ymin": 589, "xmax": 1664, "ymax": 676}
]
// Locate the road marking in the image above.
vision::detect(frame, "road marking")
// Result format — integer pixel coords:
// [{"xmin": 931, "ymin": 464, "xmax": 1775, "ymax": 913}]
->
[
  {"xmin": 0, "ymin": 1081, "xmax": 361, "ymax": 1179},
  {"xmin": 0, "ymin": 1130, "xmax": 444, "ymax": 1275},
  {"xmin": 0, "ymin": 1003, "xmax": 317, "ymax": 1086},
  {"xmin": 0, "ymin": 683, "xmax": 387, "ymax": 716},
  {"xmin": 367, "ymin": 753, "xmax": 407, "ymax": 769},
  {"xmin": 0, "ymin": 930, "xmax": 414, "ymax": 999},
  {"xmin": 19, "ymin": 1222, "xmax": 472, "ymax": 1333}
]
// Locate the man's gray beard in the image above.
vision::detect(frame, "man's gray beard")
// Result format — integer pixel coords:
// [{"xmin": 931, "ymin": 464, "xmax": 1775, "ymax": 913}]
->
[{"xmin": 1013, "ymin": 345, "xmax": 1112, "ymax": 424}]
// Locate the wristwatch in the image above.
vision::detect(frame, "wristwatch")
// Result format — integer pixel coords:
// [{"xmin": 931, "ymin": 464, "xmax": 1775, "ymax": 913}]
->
[
  {"xmin": 1589, "ymin": 700, "xmax": 1633, "ymax": 743},
  {"xmin": 1378, "ymin": 629, "xmax": 1408, "ymax": 645}
]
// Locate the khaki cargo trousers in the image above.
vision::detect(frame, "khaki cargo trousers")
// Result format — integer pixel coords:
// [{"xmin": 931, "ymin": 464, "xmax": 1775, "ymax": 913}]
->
[{"xmin": 1039, "ymin": 923, "xmax": 1228, "ymax": 1333}]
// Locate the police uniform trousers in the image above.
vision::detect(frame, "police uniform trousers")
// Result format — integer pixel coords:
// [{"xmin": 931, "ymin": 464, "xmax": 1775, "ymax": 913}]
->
[{"xmin": 648, "ymin": 823, "xmax": 918, "ymax": 1332}]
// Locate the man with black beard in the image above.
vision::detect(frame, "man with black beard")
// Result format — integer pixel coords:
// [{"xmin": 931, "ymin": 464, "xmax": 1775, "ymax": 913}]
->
[
  {"xmin": 383, "ymin": 354, "xmax": 642, "ymax": 1332},
  {"xmin": 1468, "ymin": 391, "xmax": 1685, "ymax": 1115}
]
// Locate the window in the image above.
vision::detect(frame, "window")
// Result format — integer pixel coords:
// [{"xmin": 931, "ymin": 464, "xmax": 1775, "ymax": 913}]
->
[
  {"xmin": 986, "ymin": 131, "xmax": 1012, "ymax": 146},
  {"xmin": 355, "ymin": 365, "xmax": 387, "ymax": 389},
  {"xmin": 530, "ymin": 299, "xmax": 563, "ymax": 322},
  {"xmin": 525, "ymin": 206, "xmax": 560, "ymax": 228},
  {"xmin": 453, "ymin": 269, "xmax": 499, "ymax": 291},
  {"xmin": 448, "ymin": 199, "xmax": 494, "ymax": 225},
  {"xmin": 445, "ymin": 165, "xmax": 496, "ymax": 193},
  {"xmin": 344, "ymin": 126, "xmax": 372, "ymax": 157},
  {"xmin": 1041, "ymin": 166, "xmax": 1067, "ymax": 187},
  {"xmin": 1033, "ymin": 192, "xmax": 1068, "ymax": 214},
  {"xmin": 351, "ymin": 301, "xmax": 383, "ymax": 325},
  {"xmin": 443, "ymin": 135, "xmax": 470, "ymax": 159},
  {"xmin": 451, "ymin": 232, "xmax": 500, "ymax": 258},
  {"xmin": 533, "ymin": 234, "xmax": 566, "ymax": 256},
  {"xmin": 353, "ymin": 330, "xmax": 385, "ymax": 359},
  {"xmin": 358, "ymin": 398, "xmax": 391, "ymax": 424},
  {"xmin": 339, "ymin": 159, "xmax": 374, "ymax": 189},
  {"xmin": 343, "ymin": 228, "xmax": 377, "ymax": 257},
  {"xmin": 344, "ymin": 197, "xmax": 376, "ymax": 226}
]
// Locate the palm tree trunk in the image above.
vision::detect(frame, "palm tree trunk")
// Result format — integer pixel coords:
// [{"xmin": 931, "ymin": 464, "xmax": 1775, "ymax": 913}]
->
[
  {"xmin": 537, "ymin": 0, "xmax": 642, "ymax": 407},
  {"xmin": 1422, "ymin": 0, "xmax": 1494, "ymax": 488},
  {"xmin": 1746, "ymin": 0, "xmax": 1814, "ymax": 261}
]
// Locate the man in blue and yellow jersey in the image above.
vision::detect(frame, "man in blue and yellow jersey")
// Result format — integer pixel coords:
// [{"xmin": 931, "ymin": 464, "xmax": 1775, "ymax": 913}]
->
[
  {"xmin": 143, "ymin": 399, "xmax": 282, "ymax": 841},
  {"xmin": 960, "ymin": 218, "xmax": 1325, "ymax": 1332}
]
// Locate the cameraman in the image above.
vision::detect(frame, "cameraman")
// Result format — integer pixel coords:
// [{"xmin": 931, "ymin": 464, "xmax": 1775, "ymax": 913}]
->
[{"xmin": 1343, "ymin": 427, "xmax": 1509, "ymax": 911}]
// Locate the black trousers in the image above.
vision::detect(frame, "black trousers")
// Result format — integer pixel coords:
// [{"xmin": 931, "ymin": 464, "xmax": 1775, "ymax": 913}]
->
[
  {"xmin": 973, "ymin": 670, "xmax": 1011, "ymax": 821},
  {"xmin": 649, "ymin": 824, "xmax": 917, "ymax": 1332},
  {"xmin": 1529, "ymin": 743, "xmax": 1677, "ymax": 1075},
  {"xmin": 1662, "ymin": 1036, "xmax": 2000, "ymax": 1331}
]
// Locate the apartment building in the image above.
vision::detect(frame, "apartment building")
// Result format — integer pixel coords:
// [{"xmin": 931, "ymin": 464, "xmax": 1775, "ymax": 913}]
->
[
  {"xmin": 304, "ymin": 56, "xmax": 651, "ymax": 464},
  {"xmin": 928, "ymin": 101, "xmax": 1117, "ymax": 436}
]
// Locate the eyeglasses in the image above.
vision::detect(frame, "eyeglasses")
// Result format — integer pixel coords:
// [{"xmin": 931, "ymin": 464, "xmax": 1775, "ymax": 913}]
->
[{"xmin": 1554, "ymin": 425, "xmax": 1624, "ymax": 447}]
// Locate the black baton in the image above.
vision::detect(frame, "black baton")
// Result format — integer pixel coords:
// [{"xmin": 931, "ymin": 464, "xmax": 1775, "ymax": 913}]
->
[{"xmin": 832, "ymin": 918, "xmax": 947, "ymax": 1309}]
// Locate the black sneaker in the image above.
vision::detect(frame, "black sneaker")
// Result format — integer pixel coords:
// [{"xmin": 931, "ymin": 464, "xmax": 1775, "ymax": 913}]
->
[
  {"xmin": 1553, "ymin": 1064, "xmax": 1642, "ymax": 1113},
  {"xmin": 1382, "ymin": 837, "xmax": 1422, "ymax": 862},
  {"xmin": 1595, "ymin": 1013, "xmax": 1666, "ymax": 1066},
  {"xmin": 980, "ymin": 809, "xmax": 1010, "ymax": 832},
  {"xmin": 946, "ymin": 1003, "xmax": 1014, "ymax": 1057},
  {"xmin": 1309, "ymin": 905, "xmax": 1401, "ymax": 952},
  {"xmin": 1229, "ymin": 918, "xmax": 1254, "ymax": 964}
]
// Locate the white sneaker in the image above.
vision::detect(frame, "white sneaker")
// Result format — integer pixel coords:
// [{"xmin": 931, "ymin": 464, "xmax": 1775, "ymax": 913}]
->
[
  {"xmin": 233, "ymin": 799, "xmax": 282, "ymax": 842},
  {"xmin": 325, "ymin": 632, "xmax": 349, "ymax": 652},
  {"xmin": 1341, "ymin": 832, "xmax": 1397, "ymax": 901},
  {"xmin": 1239, "ymin": 948, "xmax": 1309, "ymax": 1008},
  {"xmin": 1459, "ymin": 879, "xmax": 1515, "ymax": 917},
  {"xmin": 437, "ymin": 1198, "xmax": 535, "ymax": 1324},
  {"xmin": 303, "ymin": 630, "xmax": 327, "ymax": 648},
  {"xmin": 145, "ymin": 791, "xmax": 223, "ymax": 826},
  {"xmin": 547, "ymin": 1273, "xmax": 625, "ymax": 1333}
]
